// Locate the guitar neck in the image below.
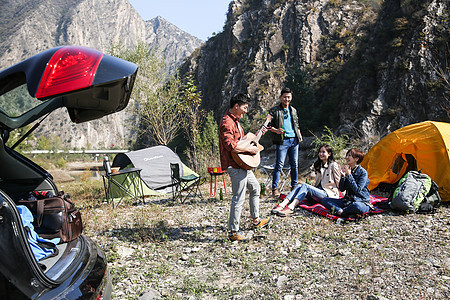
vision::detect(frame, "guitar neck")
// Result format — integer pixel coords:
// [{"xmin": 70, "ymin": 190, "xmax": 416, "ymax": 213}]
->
[{"xmin": 254, "ymin": 118, "xmax": 271, "ymax": 144}]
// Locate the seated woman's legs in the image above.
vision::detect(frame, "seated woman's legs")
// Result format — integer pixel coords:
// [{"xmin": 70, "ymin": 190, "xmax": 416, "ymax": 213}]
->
[
  {"xmin": 321, "ymin": 197, "xmax": 345, "ymax": 215},
  {"xmin": 306, "ymin": 186, "xmax": 328, "ymax": 203},
  {"xmin": 272, "ymin": 183, "xmax": 299, "ymax": 213},
  {"xmin": 274, "ymin": 184, "xmax": 329, "ymax": 215},
  {"xmin": 342, "ymin": 201, "xmax": 370, "ymax": 216},
  {"xmin": 276, "ymin": 183, "xmax": 303, "ymax": 208},
  {"xmin": 286, "ymin": 185, "xmax": 327, "ymax": 209},
  {"xmin": 281, "ymin": 183, "xmax": 314, "ymax": 207}
]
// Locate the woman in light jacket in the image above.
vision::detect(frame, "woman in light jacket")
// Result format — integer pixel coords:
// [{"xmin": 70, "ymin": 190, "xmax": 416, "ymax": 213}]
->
[
  {"xmin": 272, "ymin": 144, "xmax": 341, "ymax": 217},
  {"xmin": 321, "ymin": 148, "xmax": 371, "ymax": 217}
]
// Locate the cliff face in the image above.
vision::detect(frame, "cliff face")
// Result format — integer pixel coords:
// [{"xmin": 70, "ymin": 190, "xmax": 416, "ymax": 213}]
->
[
  {"xmin": 0, "ymin": 0, "xmax": 145, "ymax": 69},
  {"xmin": 145, "ymin": 16, "xmax": 203, "ymax": 74},
  {"xmin": 1, "ymin": 0, "xmax": 448, "ymax": 150},
  {"xmin": 0, "ymin": 0, "xmax": 202, "ymax": 149},
  {"xmin": 180, "ymin": 0, "xmax": 449, "ymax": 143}
]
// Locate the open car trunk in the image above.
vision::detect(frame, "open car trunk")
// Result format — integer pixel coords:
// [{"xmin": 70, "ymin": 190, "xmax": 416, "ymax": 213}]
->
[{"xmin": 0, "ymin": 46, "xmax": 137, "ymax": 299}]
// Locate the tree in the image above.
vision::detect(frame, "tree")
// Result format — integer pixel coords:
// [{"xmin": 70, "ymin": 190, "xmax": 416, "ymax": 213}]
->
[
  {"xmin": 184, "ymin": 111, "xmax": 220, "ymax": 174},
  {"xmin": 199, "ymin": 111, "xmax": 219, "ymax": 158},
  {"xmin": 139, "ymin": 74, "xmax": 184, "ymax": 146},
  {"xmin": 311, "ymin": 126, "xmax": 349, "ymax": 163},
  {"xmin": 181, "ymin": 76, "xmax": 205, "ymax": 171},
  {"xmin": 109, "ymin": 42, "xmax": 184, "ymax": 146}
]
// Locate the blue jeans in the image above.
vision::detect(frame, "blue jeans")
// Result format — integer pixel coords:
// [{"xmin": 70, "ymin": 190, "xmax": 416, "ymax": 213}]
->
[
  {"xmin": 321, "ymin": 197, "xmax": 370, "ymax": 216},
  {"xmin": 272, "ymin": 137, "xmax": 299, "ymax": 190},
  {"xmin": 286, "ymin": 183, "xmax": 327, "ymax": 203}
]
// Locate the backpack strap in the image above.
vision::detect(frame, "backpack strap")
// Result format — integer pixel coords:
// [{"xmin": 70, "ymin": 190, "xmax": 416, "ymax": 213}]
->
[
  {"xmin": 36, "ymin": 199, "xmax": 44, "ymax": 227},
  {"xmin": 417, "ymin": 180, "xmax": 442, "ymax": 214}
]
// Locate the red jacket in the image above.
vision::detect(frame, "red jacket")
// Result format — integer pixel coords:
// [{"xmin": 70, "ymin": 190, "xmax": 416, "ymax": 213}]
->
[{"xmin": 219, "ymin": 111, "xmax": 244, "ymax": 169}]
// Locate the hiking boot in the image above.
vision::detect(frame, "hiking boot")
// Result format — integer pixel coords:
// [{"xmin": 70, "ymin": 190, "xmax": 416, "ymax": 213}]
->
[
  {"xmin": 253, "ymin": 216, "xmax": 271, "ymax": 229},
  {"xmin": 229, "ymin": 231, "xmax": 250, "ymax": 242},
  {"xmin": 271, "ymin": 204, "xmax": 284, "ymax": 214},
  {"xmin": 277, "ymin": 206, "xmax": 294, "ymax": 217},
  {"xmin": 272, "ymin": 188, "xmax": 280, "ymax": 198}
]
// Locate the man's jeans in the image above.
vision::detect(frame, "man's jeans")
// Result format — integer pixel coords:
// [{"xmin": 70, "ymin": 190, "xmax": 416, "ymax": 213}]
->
[
  {"xmin": 227, "ymin": 167, "xmax": 260, "ymax": 232},
  {"xmin": 286, "ymin": 183, "xmax": 327, "ymax": 203},
  {"xmin": 272, "ymin": 137, "xmax": 299, "ymax": 190}
]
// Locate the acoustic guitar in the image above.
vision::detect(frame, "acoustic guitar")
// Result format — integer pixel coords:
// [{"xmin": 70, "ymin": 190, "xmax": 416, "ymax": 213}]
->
[{"xmin": 231, "ymin": 114, "xmax": 272, "ymax": 170}]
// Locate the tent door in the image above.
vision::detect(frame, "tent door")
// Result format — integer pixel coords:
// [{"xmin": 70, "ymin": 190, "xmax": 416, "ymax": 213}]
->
[{"xmin": 391, "ymin": 153, "xmax": 417, "ymax": 177}]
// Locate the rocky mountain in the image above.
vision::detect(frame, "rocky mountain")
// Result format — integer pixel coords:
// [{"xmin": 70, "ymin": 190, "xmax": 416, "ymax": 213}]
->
[
  {"xmin": 180, "ymin": 0, "xmax": 449, "ymax": 147},
  {"xmin": 145, "ymin": 16, "xmax": 204, "ymax": 74},
  {"xmin": 2, "ymin": 0, "xmax": 448, "ymax": 151},
  {"xmin": 0, "ymin": 0, "xmax": 202, "ymax": 149},
  {"xmin": 0, "ymin": 0, "xmax": 145, "ymax": 70}
]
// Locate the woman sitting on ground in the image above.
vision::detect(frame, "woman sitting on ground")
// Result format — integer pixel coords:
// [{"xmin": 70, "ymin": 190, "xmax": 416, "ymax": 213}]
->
[
  {"xmin": 272, "ymin": 144, "xmax": 341, "ymax": 217},
  {"xmin": 321, "ymin": 148, "xmax": 371, "ymax": 217}
]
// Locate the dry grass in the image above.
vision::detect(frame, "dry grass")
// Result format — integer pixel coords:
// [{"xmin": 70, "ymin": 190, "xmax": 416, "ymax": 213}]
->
[{"xmin": 61, "ymin": 177, "xmax": 450, "ymax": 300}]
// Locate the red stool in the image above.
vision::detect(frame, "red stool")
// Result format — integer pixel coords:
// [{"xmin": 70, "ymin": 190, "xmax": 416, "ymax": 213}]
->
[{"xmin": 208, "ymin": 167, "xmax": 227, "ymax": 197}]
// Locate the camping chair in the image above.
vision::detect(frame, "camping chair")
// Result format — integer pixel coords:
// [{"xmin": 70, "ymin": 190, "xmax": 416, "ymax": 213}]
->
[
  {"xmin": 260, "ymin": 163, "xmax": 291, "ymax": 192},
  {"xmin": 102, "ymin": 167, "xmax": 145, "ymax": 208},
  {"xmin": 170, "ymin": 163, "xmax": 204, "ymax": 202}
]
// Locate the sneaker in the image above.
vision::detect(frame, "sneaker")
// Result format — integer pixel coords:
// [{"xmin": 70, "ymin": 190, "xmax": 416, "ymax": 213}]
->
[
  {"xmin": 271, "ymin": 204, "xmax": 284, "ymax": 214},
  {"xmin": 229, "ymin": 231, "xmax": 250, "ymax": 242},
  {"xmin": 272, "ymin": 188, "xmax": 280, "ymax": 198},
  {"xmin": 253, "ymin": 216, "xmax": 271, "ymax": 229},
  {"xmin": 277, "ymin": 206, "xmax": 294, "ymax": 217}
]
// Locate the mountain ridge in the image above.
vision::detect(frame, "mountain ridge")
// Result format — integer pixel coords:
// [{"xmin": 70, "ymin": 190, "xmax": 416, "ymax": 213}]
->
[
  {"xmin": 0, "ymin": 0, "xmax": 203, "ymax": 149},
  {"xmin": 1, "ymin": 0, "xmax": 448, "ymax": 151}
]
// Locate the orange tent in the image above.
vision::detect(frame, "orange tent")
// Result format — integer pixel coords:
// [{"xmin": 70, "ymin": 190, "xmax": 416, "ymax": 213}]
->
[{"xmin": 361, "ymin": 121, "xmax": 450, "ymax": 201}]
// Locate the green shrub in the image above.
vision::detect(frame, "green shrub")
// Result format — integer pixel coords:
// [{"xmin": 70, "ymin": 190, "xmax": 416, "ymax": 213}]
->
[
  {"xmin": 54, "ymin": 157, "xmax": 67, "ymax": 169},
  {"xmin": 311, "ymin": 126, "xmax": 350, "ymax": 162}
]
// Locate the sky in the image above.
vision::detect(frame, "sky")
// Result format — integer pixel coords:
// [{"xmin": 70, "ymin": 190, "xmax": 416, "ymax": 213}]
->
[{"xmin": 128, "ymin": 0, "xmax": 232, "ymax": 41}]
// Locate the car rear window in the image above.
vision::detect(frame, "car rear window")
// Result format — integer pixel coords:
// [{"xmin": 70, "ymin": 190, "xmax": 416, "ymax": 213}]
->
[{"xmin": 0, "ymin": 84, "xmax": 42, "ymax": 117}]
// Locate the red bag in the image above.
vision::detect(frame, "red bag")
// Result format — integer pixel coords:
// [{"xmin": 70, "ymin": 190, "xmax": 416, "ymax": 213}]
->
[{"xmin": 18, "ymin": 194, "xmax": 83, "ymax": 243}]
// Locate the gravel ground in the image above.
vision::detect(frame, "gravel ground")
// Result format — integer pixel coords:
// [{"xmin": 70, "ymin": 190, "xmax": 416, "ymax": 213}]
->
[{"xmin": 76, "ymin": 180, "xmax": 450, "ymax": 300}]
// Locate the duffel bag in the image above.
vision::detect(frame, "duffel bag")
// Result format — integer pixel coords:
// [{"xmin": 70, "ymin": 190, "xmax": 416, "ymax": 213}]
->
[{"xmin": 18, "ymin": 193, "xmax": 83, "ymax": 243}]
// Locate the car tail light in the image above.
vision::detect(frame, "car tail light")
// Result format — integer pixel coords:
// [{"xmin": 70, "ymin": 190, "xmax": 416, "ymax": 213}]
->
[{"xmin": 35, "ymin": 46, "xmax": 104, "ymax": 99}]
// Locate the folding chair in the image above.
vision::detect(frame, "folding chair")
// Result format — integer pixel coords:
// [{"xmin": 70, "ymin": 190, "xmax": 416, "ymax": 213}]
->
[
  {"xmin": 260, "ymin": 163, "xmax": 291, "ymax": 191},
  {"xmin": 102, "ymin": 168, "xmax": 145, "ymax": 208},
  {"xmin": 170, "ymin": 163, "xmax": 204, "ymax": 202}
]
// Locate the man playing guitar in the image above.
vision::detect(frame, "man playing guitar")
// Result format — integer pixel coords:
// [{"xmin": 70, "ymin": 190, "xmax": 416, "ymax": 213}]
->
[{"xmin": 219, "ymin": 93, "xmax": 271, "ymax": 242}]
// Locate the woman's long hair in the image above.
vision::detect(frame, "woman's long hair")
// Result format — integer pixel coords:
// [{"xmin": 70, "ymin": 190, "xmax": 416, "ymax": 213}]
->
[{"xmin": 313, "ymin": 144, "xmax": 335, "ymax": 172}]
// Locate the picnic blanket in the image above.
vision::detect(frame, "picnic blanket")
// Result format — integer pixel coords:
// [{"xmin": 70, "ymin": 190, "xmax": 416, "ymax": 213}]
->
[{"xmin": 296, "ymin": 195, "xmax": 389, "ymax": 222}]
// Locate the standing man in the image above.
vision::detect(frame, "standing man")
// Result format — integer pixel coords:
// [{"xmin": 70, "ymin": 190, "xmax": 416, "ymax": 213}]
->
[
  {"xmin": 219, "ymin": 93, "xmax": 271, "ymax": 242},
  {"xmin": 268, "ymin": 87, "xmax": 303, "ymax": 198}
]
